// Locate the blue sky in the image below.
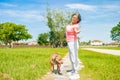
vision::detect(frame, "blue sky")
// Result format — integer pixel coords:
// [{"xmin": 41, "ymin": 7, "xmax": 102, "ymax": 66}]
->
[{"xmin": 0, "ymin": 0, "xmax": 120, "ymax": 43}]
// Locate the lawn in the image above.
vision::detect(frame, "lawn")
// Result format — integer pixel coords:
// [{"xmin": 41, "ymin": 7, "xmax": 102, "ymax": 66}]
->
[
  {"xmin": 95, "ymin": 46, "xmax": 120, "ymax": 50},
  {"xmin": 79, "ymin": 49, "xmax": 120, "ymax": 80},
  {"xmin": 0, "ymin": 47, "xmax": 120, "ymax": 80},
  {"xmin": 0, "ymin": 48, "xmax": 67, "ymax": 80},
  {"xmin": 81, "ymin": 46, "xmax": 120, "ymax": 50}
]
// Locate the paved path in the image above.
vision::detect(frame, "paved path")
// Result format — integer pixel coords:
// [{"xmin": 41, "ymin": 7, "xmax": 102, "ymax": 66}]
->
[
  {"xmin": 83, "ymin": 48, "xmax": 120, "ymax": 56},
  {"xmin": 41, "ymin": 54, "xmax": 84, "ymax": 80}
]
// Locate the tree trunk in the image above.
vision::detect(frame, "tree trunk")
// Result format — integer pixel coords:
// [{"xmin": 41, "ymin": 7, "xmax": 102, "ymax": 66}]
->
[
  {"xmin": 118, "ymin": 41, "xmax": 120, "ymax": 47},
  {"xmin": 9, "ymin": 42, "xmax": 13, "ymax": 48},
  {"xmin": 60, "ymin": 42, "xmax": 63, "ymax": 48}
]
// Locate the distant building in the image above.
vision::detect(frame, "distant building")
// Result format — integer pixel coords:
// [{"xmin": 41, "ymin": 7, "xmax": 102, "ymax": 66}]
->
[
  {"xmin": 27, "ymin": 41, "xmax": 38, "ymax": 45},
  {"xmin": 107, "ymin": 42, "xmax": 120, "ymax": 45},
  {"xmin": 91, "ymin": 40, "xmax": 103, "ymax": 46}
]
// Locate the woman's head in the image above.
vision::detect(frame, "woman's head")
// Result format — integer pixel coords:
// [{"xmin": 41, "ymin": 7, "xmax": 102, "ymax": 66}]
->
[{"xmin": 71, "ymin": 13, "xmax": 81, "ymax": 24}]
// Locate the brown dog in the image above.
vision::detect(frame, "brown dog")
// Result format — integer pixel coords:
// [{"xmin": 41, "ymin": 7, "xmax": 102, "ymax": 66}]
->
[{"xmin": 50, "ymin": 53, "xmax": 63, "ymax": 74}]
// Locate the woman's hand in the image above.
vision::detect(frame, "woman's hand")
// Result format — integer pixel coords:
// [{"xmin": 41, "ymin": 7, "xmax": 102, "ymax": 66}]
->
[{"xmin": 74, "ymin": 27, "xmax": 80, "ymax": 34}]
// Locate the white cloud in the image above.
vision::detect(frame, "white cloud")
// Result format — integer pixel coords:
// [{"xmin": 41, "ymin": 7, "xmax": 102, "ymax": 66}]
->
[
  {"xmin": 0, "ymin": 9, "xmax": 45, "ymax": 23},
  {"xmin": 0, "ymin": 3, "xmax": 17, "ymax": 7},
  {"xmin": 103, "ymin": 5, "xmax": 120, "ymax": 10},
  {"xmin": 65, "ymin": 3, "xmax": 97, "ymax": 11}
]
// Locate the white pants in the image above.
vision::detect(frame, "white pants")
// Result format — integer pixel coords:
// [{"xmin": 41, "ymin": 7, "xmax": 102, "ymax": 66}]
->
[{"xmin": 67, "ymin": 40, "xmax": 79, "ymax": 72}]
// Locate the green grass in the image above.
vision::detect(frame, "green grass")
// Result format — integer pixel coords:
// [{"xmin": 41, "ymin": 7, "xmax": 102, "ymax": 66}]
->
[
  {"xmin": 79, "ymin": 49, "xmax": 120, "ymax": 80},
  {"xmin": 93, "ymin": 46, "xmax": 120, "ymax": 50},
  {"xmin": 81, "ymin": 46, "xmax": 120, "ymax": 50},
  {"xmin": 1, "ymin": 47, "xmax": 120, "ymax": 80},
  {"xmin": 0, "ymin": 48, "xmax": 67, "ymax": 80}
]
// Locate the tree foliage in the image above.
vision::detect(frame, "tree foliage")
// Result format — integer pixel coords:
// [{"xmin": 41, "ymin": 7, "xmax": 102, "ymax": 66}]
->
[
  {"xmin": 46, "ymin": 8, "xmax": 73, "ymax": 47},
  {"xmin": 37, "ymin": 33, "xmax": 49, "ymax": 46},
  {"xmin": 110, "ymin": 22, "xmax": 120, "ymax": 43},
  {"xmin": 0, "ymin": 22, "xmax": 32, "ymax": 47}
]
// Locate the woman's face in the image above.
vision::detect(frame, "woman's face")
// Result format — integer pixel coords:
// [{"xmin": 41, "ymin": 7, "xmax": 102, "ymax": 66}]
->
[{"xmin": 71, "ymin": 14, "xmax": 79, "ymax": 24}]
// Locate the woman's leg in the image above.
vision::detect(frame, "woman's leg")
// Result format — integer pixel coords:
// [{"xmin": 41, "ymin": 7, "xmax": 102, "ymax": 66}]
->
[
  {"xmin": 68, "ymin": 41, "xmax": 76, "ymax": 73},
  {"xmin": 74, "ymin": 41, "xmax": 79, "ymax": 71}
]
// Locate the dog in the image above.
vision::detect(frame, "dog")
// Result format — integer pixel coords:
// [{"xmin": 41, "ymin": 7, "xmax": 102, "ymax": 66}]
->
[{"xmin": 50, "ymin": 53, "xmax": 63, "ymax": 75}]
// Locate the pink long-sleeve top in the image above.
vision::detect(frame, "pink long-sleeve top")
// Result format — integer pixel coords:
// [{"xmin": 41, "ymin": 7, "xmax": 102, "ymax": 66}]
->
[{"xmin": 66, "ymin": 23, "xmax": 79, "ymax": 42}]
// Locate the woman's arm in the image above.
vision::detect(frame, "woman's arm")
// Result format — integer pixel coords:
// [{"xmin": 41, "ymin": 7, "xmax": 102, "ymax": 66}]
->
[{"xmin": 74, "ymin": 26, "xmax": 80, "ymax": 34}]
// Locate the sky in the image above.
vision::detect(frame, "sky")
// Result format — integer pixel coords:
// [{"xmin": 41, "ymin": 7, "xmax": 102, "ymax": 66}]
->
[{"xmin": 0, "ymin": 0, "xmax": 120, "ymax": 43}]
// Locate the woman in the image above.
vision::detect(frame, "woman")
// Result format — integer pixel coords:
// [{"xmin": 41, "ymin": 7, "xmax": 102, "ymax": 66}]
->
[{"xmin": 66, "ymin": 13, "xmax": 81, "ymax": 79}]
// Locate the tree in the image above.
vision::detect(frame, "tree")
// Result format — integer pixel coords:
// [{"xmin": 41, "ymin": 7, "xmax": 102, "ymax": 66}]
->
[
  {"xmin": 110, "ymin": 22, "xmax": 120, "ymax": 46},
  {"xmin": 0, "ymin": 22, "xmax": 32, "ymax": 48},
  {"xmin": 49, "ymin": 31, "xmax": 59, "ymax": 47},
  {"xmin": 46, "ymin": 8, "xmax": 74, "ymax": 47},
  {"xmin": 37, "ymin": 33, "xmax": 49, "ymax": 46}
]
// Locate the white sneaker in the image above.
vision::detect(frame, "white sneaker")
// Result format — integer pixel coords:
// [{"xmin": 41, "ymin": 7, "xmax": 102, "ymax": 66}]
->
[
  {"xmin": 76, "ymin": 65, "xmax": 84, "ymax": 71},
  {"xmin": 67, "ymin": 70, "xmax": 78, "ymax": 75},
  {"xmin": 69, "ymin": 73, "xmax": 80, "ymax": 79},
  {"xmin": 67, "ymin": 71, "xmax": 73, "ymax": 75},
  {"xmin": 75, "ymin": 65, "xmax": 80, "ymax": 71}
]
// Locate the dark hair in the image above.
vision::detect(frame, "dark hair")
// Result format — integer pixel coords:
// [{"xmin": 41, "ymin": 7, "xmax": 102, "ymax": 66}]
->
[{"xmin": 72, "ymin": 13, "xmax": 81, "ymax": 23}]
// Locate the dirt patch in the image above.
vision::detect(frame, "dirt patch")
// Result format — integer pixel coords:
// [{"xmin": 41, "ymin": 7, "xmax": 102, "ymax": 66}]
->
[{"xmin": 0, "ymin": 72, "xmax": 13, "ymax": 80}]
